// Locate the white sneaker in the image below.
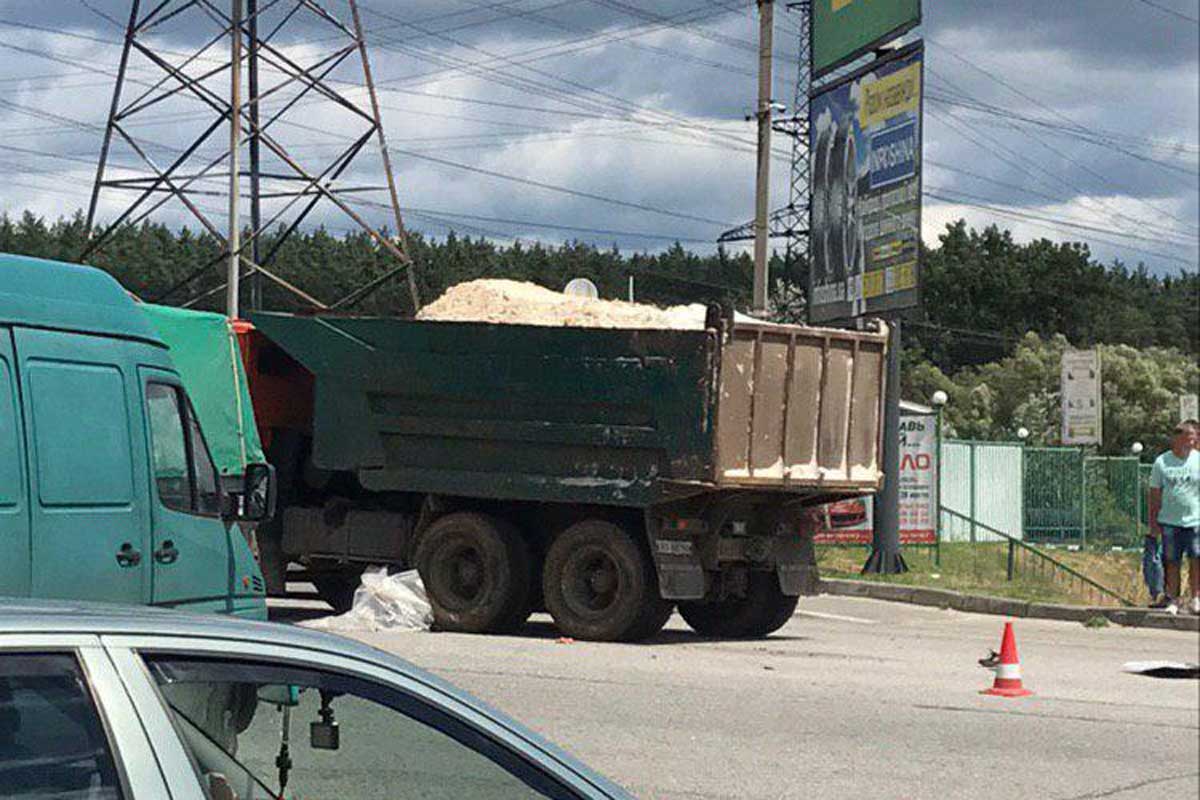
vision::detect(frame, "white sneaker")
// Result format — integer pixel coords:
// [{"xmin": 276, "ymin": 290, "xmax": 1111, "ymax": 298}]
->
[
  {"xmin": 1190, "ymin": 597, "xmax": 1200, "ymax": 616},
  {"xmin": 1164, "ymin": 601, "xmax": 1180, "ymax": 616}
]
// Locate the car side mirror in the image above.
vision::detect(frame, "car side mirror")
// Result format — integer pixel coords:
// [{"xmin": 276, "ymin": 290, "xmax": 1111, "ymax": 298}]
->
[
  {"xmin": 244, "ymin": 463, "xmax": 276, "ymax": 522},
  {"xmin": 224, "ymin": 463, "xmax": 277, "ymax": 523}
]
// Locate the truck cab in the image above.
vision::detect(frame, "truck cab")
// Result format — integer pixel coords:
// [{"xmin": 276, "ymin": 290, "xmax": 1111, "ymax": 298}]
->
[{"xmin": 0, "ymin": 253, "xmax": 272, "ymax": 618}]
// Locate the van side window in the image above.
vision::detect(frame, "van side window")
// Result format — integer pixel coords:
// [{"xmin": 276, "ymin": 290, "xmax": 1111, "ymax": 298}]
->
[
  {"xmin": 187, "ymin": 400, "xmax": 221, "ymax": 515},
  {"xmin": 146, "ymin": 383, "xmax": 221, "ymax": 516}
]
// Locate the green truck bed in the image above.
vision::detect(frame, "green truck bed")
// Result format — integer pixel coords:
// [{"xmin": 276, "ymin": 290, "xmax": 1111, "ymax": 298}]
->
[{"xmin": 248, "ymin": 312, "xmax": 888, "ymax": 508}]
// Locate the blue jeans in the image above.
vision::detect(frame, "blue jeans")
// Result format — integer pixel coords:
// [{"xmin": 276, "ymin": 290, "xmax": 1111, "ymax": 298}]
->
[
  {"xmin": 1161, "ymin": 524, "xmax": 1200, "ymax": 563},
  {"xmin": 1142, "ymin": 535, "xmax": 1164, "ymax": 600}
]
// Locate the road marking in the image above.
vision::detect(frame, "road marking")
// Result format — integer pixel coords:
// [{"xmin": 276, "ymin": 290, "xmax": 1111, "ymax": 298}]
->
[{"xmin": 794, "ymin": 610, "xmax": 877, "ymax": 625}]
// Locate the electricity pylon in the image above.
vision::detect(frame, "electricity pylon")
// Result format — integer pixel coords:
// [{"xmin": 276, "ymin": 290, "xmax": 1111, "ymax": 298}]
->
[{"xmin": 82, "ymin": 0, "xmax": 421, "ymax": 317}]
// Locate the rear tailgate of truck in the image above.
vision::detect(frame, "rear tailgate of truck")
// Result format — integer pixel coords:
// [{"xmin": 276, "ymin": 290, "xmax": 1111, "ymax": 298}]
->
[{"xmin": 714, "ymin": 320, "xmax": 887, "ymax": 492}]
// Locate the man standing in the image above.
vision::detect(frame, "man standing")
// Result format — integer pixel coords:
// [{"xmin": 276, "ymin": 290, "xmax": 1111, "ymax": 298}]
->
[{"xmin": 1147, "ymin": 420, "xmax": 1200, "ymax": 615}]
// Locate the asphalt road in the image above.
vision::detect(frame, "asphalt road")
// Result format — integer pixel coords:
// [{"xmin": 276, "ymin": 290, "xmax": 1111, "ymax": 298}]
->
[{"xmin": 276, "ymin": 595, "xmax": 1200, "ymax": 800}]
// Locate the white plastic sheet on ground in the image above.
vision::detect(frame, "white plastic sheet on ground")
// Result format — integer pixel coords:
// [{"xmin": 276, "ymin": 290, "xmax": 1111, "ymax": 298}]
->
[{"xmin": 301, "ymin": 568, "xmax": 432, "ymax": 633}]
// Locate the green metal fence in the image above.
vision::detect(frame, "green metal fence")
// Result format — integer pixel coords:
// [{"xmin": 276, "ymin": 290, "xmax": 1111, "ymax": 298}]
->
[
  {"xmin": 1084, "ymin": 456, "xmax": 1143, "ymax": 547},
  {"xmin": 1023, "ymin": 447, "xmax": 1084, "ymax": 543},
  {"xmin": 1022, "ymin": 449, "xmax": 1146, "ymax": 547}
]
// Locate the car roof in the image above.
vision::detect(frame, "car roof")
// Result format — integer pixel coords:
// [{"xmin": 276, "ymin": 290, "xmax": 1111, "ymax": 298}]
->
[
  {"xmin": 0, "ymin": 252, "xmax": 164, "ymax": 346},
  {"xmin": 0, "ymin": 598, "xmax": 630, "ymax": 798},
  {"xmin": 0, "ymin": 596, "xmax": 441, "ymax": 682}
]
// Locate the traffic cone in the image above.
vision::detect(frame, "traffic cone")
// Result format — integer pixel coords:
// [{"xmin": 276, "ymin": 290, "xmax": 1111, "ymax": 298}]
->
[{"xmin": 981, "ymin": 621, "xmax": 1033, "ymax": 697}]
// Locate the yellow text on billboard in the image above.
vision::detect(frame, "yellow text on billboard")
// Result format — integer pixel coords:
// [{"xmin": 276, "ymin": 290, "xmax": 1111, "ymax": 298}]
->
[{"xmin": 859, "ymin": 62, "xmax": 921, "ymax": 129}]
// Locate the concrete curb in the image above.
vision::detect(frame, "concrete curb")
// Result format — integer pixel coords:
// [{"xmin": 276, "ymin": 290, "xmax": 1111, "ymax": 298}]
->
[{"xmin": 818, "ymin": 579, "xmax": 1200, "ymax": 633}]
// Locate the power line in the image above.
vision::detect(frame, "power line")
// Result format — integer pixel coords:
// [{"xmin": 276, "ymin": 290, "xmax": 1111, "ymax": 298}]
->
[
  {"xmin": 1131, "ymin": 0, "xmax": 1200, "ymax": 24},
  {"xmin": 928, "ymin": 106, "xmax": 1196, "ymax": 246},
  {"xmin": 925, "ymin": 189, "xmax": 1197, "ymax": 267},
  {"xmin": 926, "ymin": 96, "xmax": 1197, "ymax": 244},
  {"xmin": 926, "ymin": 41, "xmax": 1199, "ymax": 233},
  {"xmin": 357, "ymin": 143, "xmax": 734, "ymax": 227},
  {"xmin": 926, "ymin": 92, "xmax": 1200, "ymax": 170}
]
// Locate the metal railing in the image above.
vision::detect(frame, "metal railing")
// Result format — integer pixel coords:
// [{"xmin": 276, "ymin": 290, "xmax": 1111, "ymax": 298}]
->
[{"xmin": 940, "ymin": 507, "xmax": 1135, "ymax": 607}]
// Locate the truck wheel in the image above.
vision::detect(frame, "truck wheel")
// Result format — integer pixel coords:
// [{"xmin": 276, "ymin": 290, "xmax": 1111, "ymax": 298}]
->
[
  {"xmin": 678, "ymin": 572, "xmax": 798, "ymax": 639},
  {"xmin": 627, "ymin": 599, "xmax": 676, "ymax": 641},
  {"xmin": 415, "ymin": 513, "xmax": 532, "ymax": 634},
  {"xmin": 542, "ymin": 519, "xmax": 669, "ymax": 642},
  {"xmin": 312, "ymin": 571, "xmax": 362, "ymax": 614}
]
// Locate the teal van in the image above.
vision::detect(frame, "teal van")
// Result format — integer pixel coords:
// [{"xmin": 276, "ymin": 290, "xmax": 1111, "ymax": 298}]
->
[{"xmin": 0, "ymin": 253, "xmax": 272, "ymax": 618}]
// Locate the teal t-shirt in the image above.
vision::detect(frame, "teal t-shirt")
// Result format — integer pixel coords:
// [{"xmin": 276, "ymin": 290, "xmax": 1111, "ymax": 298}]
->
[{"xmin": 1150, "ymin": 449, "xmax": 1200, "ymax": 528}]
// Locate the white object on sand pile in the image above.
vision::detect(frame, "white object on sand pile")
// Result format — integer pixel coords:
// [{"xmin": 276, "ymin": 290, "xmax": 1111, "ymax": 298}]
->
[
  {"xmin": 301, "ymin": 568, "xmax": 432, "ymax": 633},
  {"xmin": 416, "ymin": 279, "xmax": 713, "ymax": 329}
]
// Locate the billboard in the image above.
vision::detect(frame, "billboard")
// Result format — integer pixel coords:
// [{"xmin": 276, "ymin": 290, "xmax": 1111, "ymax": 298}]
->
[
  {"xmin": 812, "ymin": 0, "xmax": 921, "ymax": 79},
  {"xmin": 1061, "ymin": 349, "xmax": 1102, "ymax": 445},
  {"xmin": 809, "ymin": 42, "xmax": 923, "ymax": 324},
  {"xmin": 814, "ymin": 412, "xmax": 938, "ymax": 545}
]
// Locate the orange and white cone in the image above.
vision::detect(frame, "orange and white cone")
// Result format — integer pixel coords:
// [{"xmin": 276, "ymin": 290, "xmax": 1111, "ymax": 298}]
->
[{"xmin": 981, "ymin": 621, "xmax": 1033, "ymax": 697}]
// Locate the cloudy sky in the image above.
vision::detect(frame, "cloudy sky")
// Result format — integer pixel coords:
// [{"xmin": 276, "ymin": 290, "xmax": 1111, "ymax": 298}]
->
[{"xmin": 0, "ymin": 0, "xmax": 1196, "ymax": 279}]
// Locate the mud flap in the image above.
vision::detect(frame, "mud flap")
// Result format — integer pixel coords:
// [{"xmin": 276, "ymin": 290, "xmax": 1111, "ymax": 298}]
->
[
  {"xmin": 649, "ymin": 534, "xmax": 706, "ymax": 600},
  {"xmin": 774, "ymin": 531, "xmax": 820, "ymax": 597}
]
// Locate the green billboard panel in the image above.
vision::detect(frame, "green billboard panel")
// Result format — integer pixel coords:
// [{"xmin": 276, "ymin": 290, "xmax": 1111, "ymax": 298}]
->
[
  {"xmin": 812, "ymin": 0, "xmax": 921, "ymax": 78},
  {"xmin": 809, "ymin": 42, "xmax": 923, "ymax": 324}
]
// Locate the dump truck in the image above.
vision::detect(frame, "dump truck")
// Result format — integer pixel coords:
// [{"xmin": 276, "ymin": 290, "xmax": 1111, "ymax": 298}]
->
[{"xmin": 227, "ymin": 306, "xmax": 888, "ymax": 641}]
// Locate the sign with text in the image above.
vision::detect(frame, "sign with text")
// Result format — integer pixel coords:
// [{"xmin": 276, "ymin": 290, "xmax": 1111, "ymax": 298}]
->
[
  {"xmin": 1181, "ymin": 394, "xmax": 1199, "ymax": 423},
  {"xmin": 1061, "ymin": 349, "xmax": 1102, "ymax": 445},
  {"xmin": 809, "ymin": 42, "xmax": 923, "ymax": 323},
  {"xmin": 814, "ymin": 412, "xmax": 937, "ymax": 545},
  {"xmin": 812, "ymin": 0, "xmax": 921, "ymax": 78}
]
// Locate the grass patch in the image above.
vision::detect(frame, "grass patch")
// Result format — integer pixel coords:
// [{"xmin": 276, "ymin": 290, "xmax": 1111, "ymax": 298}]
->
[{"xmin": 817, "ymin": 542, "xmax": 1142, "ymax": 607}]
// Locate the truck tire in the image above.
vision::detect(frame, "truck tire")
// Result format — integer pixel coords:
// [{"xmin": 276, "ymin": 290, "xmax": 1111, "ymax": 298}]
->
[
  {"xmin": 627, "ymin": 598, "xmax": 676, "ymax": 641},
  {"xmin": 415, "ymin": 512, "xmax": 533, "ymax": 634},
  {"xmin": 678, "ymin": 571, "xmax": 798, "ymax": 638},
  {"xmin": 542, "ymin": 519, "xmax": 670, "ymax": 642},
  {"xmin": 313, "ymin": 571, "xmax": 362, "ymax": 614}
]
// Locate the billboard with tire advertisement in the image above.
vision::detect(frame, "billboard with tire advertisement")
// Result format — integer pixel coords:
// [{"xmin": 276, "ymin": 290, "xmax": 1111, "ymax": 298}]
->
[
  {"xmin": 815, "ymin": 412, "xmax": 937, "ymax": 545},
  {"xmin": 809, "ymin": 42, "xmax": 923, "ymax": 324}
]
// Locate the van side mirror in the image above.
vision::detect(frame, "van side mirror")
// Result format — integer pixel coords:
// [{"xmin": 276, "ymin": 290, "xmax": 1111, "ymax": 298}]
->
[{"xmin": 227, "ymin": 463, "xmax": 276, "ymax": 523}]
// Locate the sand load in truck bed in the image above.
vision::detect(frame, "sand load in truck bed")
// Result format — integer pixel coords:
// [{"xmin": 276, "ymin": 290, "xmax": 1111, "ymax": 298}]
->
[{"xmin": 416, "ymin": 279, "xmax": 712, "ymax": 329}]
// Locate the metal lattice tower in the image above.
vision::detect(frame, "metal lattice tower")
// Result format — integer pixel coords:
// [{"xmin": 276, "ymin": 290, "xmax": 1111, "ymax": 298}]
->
[
  {"xmin": 718, "ymin": 1, "xmax": 811, "ymax": 295},
  {"xmin": 82, "ymin": 0, "xmax": 420, "ymax": 314}
]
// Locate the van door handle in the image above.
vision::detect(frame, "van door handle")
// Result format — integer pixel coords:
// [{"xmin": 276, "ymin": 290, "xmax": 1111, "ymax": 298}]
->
[
  {"xmin": 116, "ymin": 543, "xmax": 142, "ymax": 568},
  {"xmin": 154, "ymin": 540, "xmax": 179, "ymax": 565}
]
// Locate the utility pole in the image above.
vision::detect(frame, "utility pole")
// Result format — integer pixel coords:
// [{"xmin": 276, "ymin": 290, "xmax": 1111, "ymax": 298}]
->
[
  {"xmin": 226, "ymin": 0, "xmax": 242, "ymax": 320},
  {"xmin": 719, "ymin": 2, "xmax": 811, "ymax": 319},
  {"xmin": 247, "ymin": 0, "xmax": 262, "ymax": 311},
  {"xmin": 752, "ymin": 0, "xmax": 775, "ymax": 313}
]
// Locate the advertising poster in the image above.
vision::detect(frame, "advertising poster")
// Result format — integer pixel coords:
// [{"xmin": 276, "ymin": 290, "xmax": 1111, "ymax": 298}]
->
[
  {"xmin": 815, "ymin": 413, "xmax": 937, "ymax": 545},
  {"xmin": 811, "ymin": 0, "xmax": 921, "ymax": 78},
  {"xmin": 1061, "ymin": 349, "xmax": 1102, "ymax": 445},
  {"xmin": 809, "ymin": 42, "xmax": 923, "ymax": 324}
]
